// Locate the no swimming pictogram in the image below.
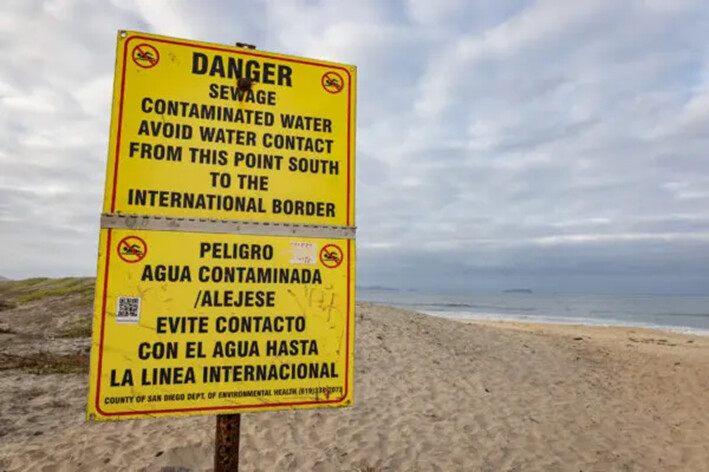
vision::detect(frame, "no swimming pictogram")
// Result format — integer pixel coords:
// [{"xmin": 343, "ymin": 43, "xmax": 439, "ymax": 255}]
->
[
  {"xmin": 132, "ymin": 43, "xmax": 159, "ymax": 68},
  {"xmin": 321, "ymin": 71, "xmax": 344, "ymax": 94},
  {"xmin": 117, "ymin": 235, "xmax": 148, "ymax": 263},
  {"xmin": 319, "ymin": 244, "xmax": 343, "ymax": 269}
]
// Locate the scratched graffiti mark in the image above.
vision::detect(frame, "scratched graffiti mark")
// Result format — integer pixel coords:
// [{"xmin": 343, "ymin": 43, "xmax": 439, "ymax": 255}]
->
[{"xmin": 291, "ymin": 285, "xmax": 344, "ymax": 327}]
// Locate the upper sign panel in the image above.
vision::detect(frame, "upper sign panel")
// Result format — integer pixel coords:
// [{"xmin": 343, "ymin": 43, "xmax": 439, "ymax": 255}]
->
[{"xmin": 104, "ymin": 31, "xmax": 356, "ymax": 226}]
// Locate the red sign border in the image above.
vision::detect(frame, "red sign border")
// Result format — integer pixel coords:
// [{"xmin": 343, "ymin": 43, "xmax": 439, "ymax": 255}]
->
[
  {"xmin": 96, "ymin": 231, "xmax": 353, "ymax": 417},
  {"xmin": 109, "ymin": 35, "xmax": 353, "ymax": 227},
  {"xmin": 95, "ymin": 33, "xmax": 355, "ymax": 418}
]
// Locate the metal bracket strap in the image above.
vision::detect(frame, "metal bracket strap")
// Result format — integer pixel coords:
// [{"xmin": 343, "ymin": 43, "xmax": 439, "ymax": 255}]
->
[{"xmin": 100, "ymin": 213, "xmax": 357, "ymax": 239}]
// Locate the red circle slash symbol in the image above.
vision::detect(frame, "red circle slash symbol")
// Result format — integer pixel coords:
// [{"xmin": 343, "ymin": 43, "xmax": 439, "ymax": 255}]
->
[
  {"xmin": 132, "ymin": 44, "xmax": 159, "ymax": 69},
  {"xmin": 321, "ymin": 71, "xmax": 344, "ymax": 94},
  {"xmin": 319, "ymin": 244, "xmax": 344, "ymax": 269},
  {"xmin": 117, "ymin": 236, "xmax": 148, "ymax": 263}
]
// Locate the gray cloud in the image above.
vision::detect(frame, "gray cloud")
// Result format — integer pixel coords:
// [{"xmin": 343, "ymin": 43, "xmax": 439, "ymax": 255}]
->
[{"xmin": 1, "ymin": 0, "xmax": 709, "ymax": 294}]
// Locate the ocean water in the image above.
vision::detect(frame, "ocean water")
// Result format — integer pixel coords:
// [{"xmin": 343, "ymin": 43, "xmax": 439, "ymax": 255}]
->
[{"xmin": 357, "ymin": 289, "xmax": 709, "ymax": 335}]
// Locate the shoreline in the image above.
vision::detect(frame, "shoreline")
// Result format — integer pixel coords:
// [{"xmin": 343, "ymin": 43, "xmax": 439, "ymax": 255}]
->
[
  {"xmin": 434, "ymin": 312, "xmax": 709, "ymax": 336},
  {"xmin": 362, "ymin": 303, "xmax": 709, "ymax": 336}
]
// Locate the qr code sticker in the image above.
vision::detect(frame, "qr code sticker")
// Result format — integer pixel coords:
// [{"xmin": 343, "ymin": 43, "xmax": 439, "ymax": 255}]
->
[{"xmin": 116, "ymin": 296, "xmax": 141, "ymax": 324}]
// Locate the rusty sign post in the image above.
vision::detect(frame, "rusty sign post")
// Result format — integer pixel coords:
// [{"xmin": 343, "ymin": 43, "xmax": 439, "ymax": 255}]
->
[
  {"xmin": 210, "ymin": 42, "xmax": 252, "ymax": 472},
  {"xmin": 215, "ymin": 413, "xmax": 241, "ymax": 471}
]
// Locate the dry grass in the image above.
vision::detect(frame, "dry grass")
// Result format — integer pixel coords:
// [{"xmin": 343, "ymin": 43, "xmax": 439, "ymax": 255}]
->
[
  {"xmin": 0, "ymin": 277, "xmax": 94, "ymax": 303},
  {"xmin": 0, "ymin": 351, "xmax": 89, "ymax": 375},
  {"xmin": 0, "ymin": 277, "xmax": 94, "ymax": 340},
  {"xmin": 0, "ymin": 300, "xmax": 16, "ymax": 311},
  {"xmin": 58, "ymin": 323, "xmax": 93, "ymax": 338},
  {"xmin": 14, "ymin": 278, "xmax": 94, "ymax": 303}
]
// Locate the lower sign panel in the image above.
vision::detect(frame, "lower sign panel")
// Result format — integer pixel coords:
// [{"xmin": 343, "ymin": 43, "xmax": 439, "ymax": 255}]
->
[{"xmin": 87, "ymin": 228, "xmax": 355, "ymax": 420}]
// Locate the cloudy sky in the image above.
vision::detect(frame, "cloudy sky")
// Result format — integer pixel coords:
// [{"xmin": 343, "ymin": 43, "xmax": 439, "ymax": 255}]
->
[{"xmin": 1, "ymin": 0, "xmax": 709, "ymax": 294}]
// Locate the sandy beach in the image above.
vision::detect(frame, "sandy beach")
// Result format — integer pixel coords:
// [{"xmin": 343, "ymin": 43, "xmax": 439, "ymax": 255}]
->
[{"xmin": 1, "ymin": 281, "xmax": 708, "ymax": 471}]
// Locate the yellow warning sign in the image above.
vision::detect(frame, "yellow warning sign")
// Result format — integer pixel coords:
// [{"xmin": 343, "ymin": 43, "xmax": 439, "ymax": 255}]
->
[
  {"xmin": 88, "ymin": 228, "xmax": 355, "ymax": 420},
  {"xmin": 103, "ymin": 31, "xmax": 356, "ymax": 226}
]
